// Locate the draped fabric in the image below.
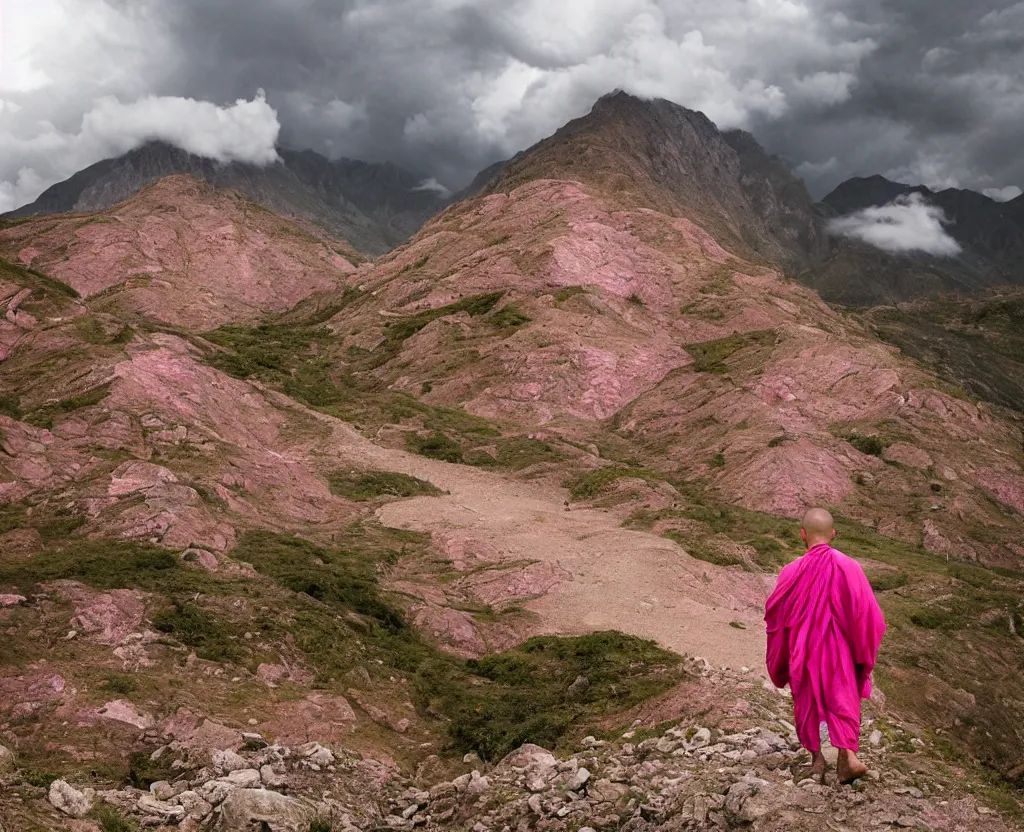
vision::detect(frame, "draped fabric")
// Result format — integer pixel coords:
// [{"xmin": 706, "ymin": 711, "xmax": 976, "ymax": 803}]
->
[{"xmin": 765, "ymin": 543, "xmax": 886, "ymax": 751}]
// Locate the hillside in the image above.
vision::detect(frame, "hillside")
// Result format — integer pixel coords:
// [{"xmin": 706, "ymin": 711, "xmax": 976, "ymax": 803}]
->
[
  {"xmin": 0, "ymin": 93, "xmax": 1022, "ymax": 829},
  {"xmin": 4, "ymin": 142, "xmax": 448, "ymax": 255},
  {"xmin": 0, "ymin": 176, "xmax": 359, "ymax": 330}
]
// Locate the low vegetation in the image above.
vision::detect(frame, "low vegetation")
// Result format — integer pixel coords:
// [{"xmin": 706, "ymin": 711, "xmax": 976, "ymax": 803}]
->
[
  {"xmin": 564, "ymin": 466, "xmax": 664, "ymax": 501},
  {"xmin": 685, "ymin": 329, "xmax": 775, "ymax": 373},
  {"xmin": 413, "ymin": 631, "xmax": 684, "ymax": 760},
  {"xmin": 328, "ymin": 470, "xmax": 441, "ymax": 502}
]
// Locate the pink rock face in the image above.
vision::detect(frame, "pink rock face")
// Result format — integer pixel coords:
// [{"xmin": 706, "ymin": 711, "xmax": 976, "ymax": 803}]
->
[
  {"xmin": 464, "ymin": 562, "xmax": 572, "ymax": 609},
  {"xmin": 108, "ymin": 460, "xmax": 179, "ymax": 496},
  {"xmin": 412, "ymin": 605, "xmax": 488, "ymax": 658},
  {"xmin": 883, "ymin": 443, "xmax": 934, "ymax": 470},
  {"xmin": 438, "ymin": 534, "xmax": 502, "ymax": 571},
  {"xmin": 95, "ymin": 699, "xmax": 155, "ymax": 730},
  {"xmin": 255, "ymin": 662, "xmax": 312, "ymax": 688},
  {"xmin": 0, "ymin": 175, "xmax": 349, "ymax": 329},
  {"xmin": 45, "ymin": 581, "xmax": 147, "ymax": 646},
  {"xmin": 977, "ymin": 470, "xmax": 1024, "ymax": 514},
  {"xmin": 0, "ymin": 594, "xmax": 27, "ymax": 607},
  {"xmin": 161, "ymin": 707, "xmax": 241, "ymax": 750},
  {"xmin": 259, "ymin": 693, "xmax": 356, "ymax": 746}
]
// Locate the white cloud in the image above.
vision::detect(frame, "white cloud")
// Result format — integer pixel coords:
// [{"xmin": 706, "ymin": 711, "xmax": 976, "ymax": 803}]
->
[
  {"xmin": 0, "ymin": 91, "xmax": 280, "ymax": 211},
  {"xmin": 82, "ymin": 91, "xmax": 281, "ymax": 164},
  {"xmin": 827, "ymin": 193, "xmax": 961, "ymax": 256},
  {"xmin": 411, "ymin": 177, "xmax": 452, "ymax": 197},
  {"xmin": 983, "ymin": 185, "xmax": 1022, "ymax": 202}
]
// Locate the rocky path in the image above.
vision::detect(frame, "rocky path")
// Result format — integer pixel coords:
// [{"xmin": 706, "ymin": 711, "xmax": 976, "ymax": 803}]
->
[
  {"xmin": 308, "ymin": 410, "xmax": 774, "ymax": 672},
  {"xmin": 21, "ymin": 661, "xmax": 1014, "ymax": 832}
]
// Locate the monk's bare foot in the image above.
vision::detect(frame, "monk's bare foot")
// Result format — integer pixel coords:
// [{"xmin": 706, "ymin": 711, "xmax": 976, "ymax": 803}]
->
[
  {"xmin": 810, "ymin": 752, "xmax": 827, "ymax": 781},
  {"xmin": 837, "ymin": 749, "xmax": 869, "ymax": 784}
]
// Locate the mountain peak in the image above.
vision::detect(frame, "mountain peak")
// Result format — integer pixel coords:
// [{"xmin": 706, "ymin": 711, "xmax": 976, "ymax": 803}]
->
[{"xmin": 486, "ymin": 91, "xmax": 826, "ymax": 271}]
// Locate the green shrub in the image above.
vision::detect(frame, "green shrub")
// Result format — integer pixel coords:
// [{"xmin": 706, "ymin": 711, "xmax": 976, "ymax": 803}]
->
[
  {"xmin": 128, "ymin": 751, "xmax": 177, "ymax": 790},
  {"xmin": 909, "ymin": 607, "xmax": 960, "ymax": 630},
  {"xmin": 384, "ymin": 292, "xmax": 504, "ymax": 345},
  {"xmin": 235, "ymin": 531, "xmax": 408, "ymax": 633},
  {"xmin": 870, "ymin": 572, "xmax": 910, "ymax": 592},
  {"xmin": 710, "ymin": 452, "xmax": 726, "ymax": 468},
  {"xmin": 686, "ymin": 330, "xmax": 775, "ymax": 373},
  {"xmin": 490, "ymin": 304, "xmax": 531, "ymax": 330},
  {"xmin": 627, "ymin": 293, "xmax": 645, "ymax": 306},
  {"xmin": 496, "ymin": 437, "xmax": 563, "ymax": 470},
  {"xmin": 328, "ymin": 471, "xmax": 441, "ymax": 502},
  {"xmin": 102, "ymin": 673, "xmax": 138, "ymax": 695},
  {"xmin": 91, "ymin": 804, "xmax": 136, "ymax": 832},
  {"xmin": 846, "ymin": 433, "xmax": 887, "ymax": 456},
  {"xmin": 0, "ymin": 394, "xmax": 21, "ymax": 419},
  {"xmin": 151, "ymin": 602, "xmax": 241, "ymax": 662},
  {"xmin": 554, "ymin": 286, "xmax": 588, "ymax": 303},
  {"xmin": 564, "ymin": 467, "xmax": 662, "ymax": 501},
  {"xmin": 0, "ymin": 539, "xmax": 193, "ymax": 594},
  {"xmin": 663, "ymin": 531, "xmax": 744, "ymax": 567},
  {"xmin": 405, "ymin": 431, "xmax": 464, "ymax": 463}
]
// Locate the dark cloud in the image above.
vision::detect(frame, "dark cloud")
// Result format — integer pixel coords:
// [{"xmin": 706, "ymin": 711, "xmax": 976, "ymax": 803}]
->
[{"xmin": 2, "ymin": 0, "xmax": 1022, "ymax": 210}]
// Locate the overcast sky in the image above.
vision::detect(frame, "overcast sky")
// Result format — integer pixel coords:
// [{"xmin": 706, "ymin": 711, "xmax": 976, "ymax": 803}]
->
[{"xmin": 1, "ymin": 0, "xmax": 1022, "ymax": 212}]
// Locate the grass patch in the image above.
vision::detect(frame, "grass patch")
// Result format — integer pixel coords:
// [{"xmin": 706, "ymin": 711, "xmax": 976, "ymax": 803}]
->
[
  {"xmin": 710, "ymin": 451, "xmax": 726, "ymax": 468},
  {"xmin": 627, "ymin": 293, "xmax": 645, "ymax": 306},
  {"xmin": 151, "ymin": 602, "xmax": 242, "ymax": 662},
  {"xmin": 554, "ymin": 286, "xmax": 589, "ymax": 304},
  {"xmin": 0, "ymin": 393, "xmax": 21, "ymax": 419},
  {"xmin": 91, "ymin": 805, "xmax": 137, "ymax": 832},
  {"xmin": 328, "ymin": 470, "xmax": 441, "ymax": 502},
  {"xmin": 686, "ymin": 330, "xmax": 775, "ymax": 373},
  {"xmin": 101, "ymin": 673, "xmax": 138, "ymax": 695},
  {"xmin": 0, "ymin": 537, "xmax": 226, "ymax": 597},
  {"xmin": 405, "ymin": 431, "xmax": 465, "ymax": 464},
  {"xmin": 23, "ymin": 383, "xmax": 111, "ymax": 428},
  {"xmin": 205, "ymin": 322, "xmax": 331, "ymax": 379},
  {"xmin": 564, "ymin": 466, "xmax": 663, "ymax": 501},
  {"xmin": 664, "ymin": 531, "xmax": 745, "ymax": 567},
  {"xmin": 496, "ymin": 437, "xmax": 564, "ymax": 471},
  {"xmin": 413, "ymin": 631, "xmax": 684, "ymax": 760},
  {"xmin": 382, "ymin": 291, "xmax": 504, "ymax": 347},
  {"xmin": 489, "ymin": 303, "xmax": 531, "ymax": 331},
  {"xmin": 870, "ymin": 572, "xmax": 910, "ymax": 592},
  {"xmin": 845, "ymin": 433, "xmax": 887, "ymax": 456},
  {"xmin": 0, "ymin": 256, "xmax": 80, "ymax": 299}
]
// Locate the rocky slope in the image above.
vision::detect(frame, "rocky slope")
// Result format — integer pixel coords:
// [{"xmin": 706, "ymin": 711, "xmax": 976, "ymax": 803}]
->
[
  {"xmin": 4, "ymin": 660, "xmax": 1018, "ymax": 832},
  {"xmin": 4, "ymin": 142, "xmax": 448, "ymax": 255},
  {"xmin": 0, "ymin": 175, "xmax": 359, "ymax": 330},
  {"xmin": 0, "ymin": 94, "xmax": 1022, "ymax": 829}
]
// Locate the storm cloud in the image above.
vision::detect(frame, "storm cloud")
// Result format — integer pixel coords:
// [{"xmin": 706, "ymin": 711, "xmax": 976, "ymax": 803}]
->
[{"xmin": 1, "ymin": 0, "xmax": 1022, "ymax": 212}]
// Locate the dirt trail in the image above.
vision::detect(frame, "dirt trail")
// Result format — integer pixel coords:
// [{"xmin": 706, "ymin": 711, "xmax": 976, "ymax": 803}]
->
[{"xmin": 316, "ymin": 416, "xmax": 774, "ymax": 672}]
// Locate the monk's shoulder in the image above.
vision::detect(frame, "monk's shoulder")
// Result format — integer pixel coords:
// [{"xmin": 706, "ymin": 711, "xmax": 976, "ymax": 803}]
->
[{"xmin": 831, "ymin": 547, "xmax": 869, "ymax": 579}]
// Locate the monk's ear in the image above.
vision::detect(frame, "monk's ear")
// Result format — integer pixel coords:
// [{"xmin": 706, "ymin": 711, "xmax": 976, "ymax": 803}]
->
[{"xmin": 799, "ymin": 528, "xmax": 806, "ymax": 542}]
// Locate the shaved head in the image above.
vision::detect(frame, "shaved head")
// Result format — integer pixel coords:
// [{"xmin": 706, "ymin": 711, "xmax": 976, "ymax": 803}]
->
[{"xmin": 801, "ymin": 507, "xmax": 835, "ymax": 547}]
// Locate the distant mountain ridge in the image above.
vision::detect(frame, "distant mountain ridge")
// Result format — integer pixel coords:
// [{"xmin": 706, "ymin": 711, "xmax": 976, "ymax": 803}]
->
[
  {"xmin": 7, "ymin": 95, "xmax": 1024, "ymax": 305},
  {"xmin": 3, "ymin": 141, "xmax": 449, "ymax": 255},
  {"xmin": 802, "ymin": 174, "xmax": 1024, "ymax": 306}
]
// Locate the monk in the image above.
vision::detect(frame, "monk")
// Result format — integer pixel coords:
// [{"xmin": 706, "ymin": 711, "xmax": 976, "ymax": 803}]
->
[{"xmin": 765, "ymin": 508, "xmax": 886, "ymax": 783}]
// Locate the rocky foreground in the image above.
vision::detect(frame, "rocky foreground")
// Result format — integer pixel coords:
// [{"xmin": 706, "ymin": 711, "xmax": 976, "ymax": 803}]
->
[{"xmin": 1, "ymin": 660, "xmax": 1015, "ymax": 832}]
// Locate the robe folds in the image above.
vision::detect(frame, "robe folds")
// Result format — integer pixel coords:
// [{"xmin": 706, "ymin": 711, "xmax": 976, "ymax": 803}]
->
[{"xmin": 765, "ymin": 543, "xmax": 886, "ymax": 752}]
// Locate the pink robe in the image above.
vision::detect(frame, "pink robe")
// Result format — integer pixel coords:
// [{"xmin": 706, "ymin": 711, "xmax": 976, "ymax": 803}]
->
[{"xmin": 765, "ymin": 543, "xmax": 886, "ymax": 752}]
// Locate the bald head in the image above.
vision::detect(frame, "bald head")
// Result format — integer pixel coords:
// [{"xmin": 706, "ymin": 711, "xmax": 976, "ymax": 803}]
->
[{"xmin": 801, "ymin": 508, "xmax": 835, "ymax": 548}]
